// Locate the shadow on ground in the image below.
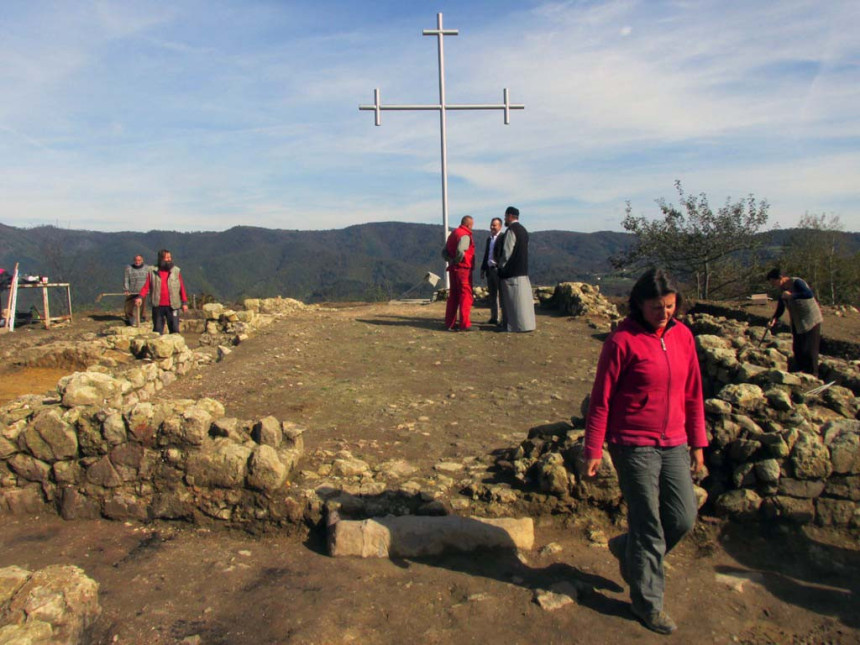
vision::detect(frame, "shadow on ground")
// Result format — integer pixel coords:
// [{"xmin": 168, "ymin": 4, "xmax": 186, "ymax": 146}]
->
[{"xmin": 717, "ymin": 522, "xmax": 859, "ymax": 628}]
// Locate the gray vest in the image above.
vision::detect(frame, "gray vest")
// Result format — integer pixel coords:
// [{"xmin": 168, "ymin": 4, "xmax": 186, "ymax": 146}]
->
[
  {"xmin": 150, "ymin": 267, "xmax": 183, "ymax": 310},
  {"xmin": 124, "ymin": 264, "xmax": 150, "ymax": 293},
  {"xmin": 786, "ymin": 277, "xmax": 822, "ymax": 334}
]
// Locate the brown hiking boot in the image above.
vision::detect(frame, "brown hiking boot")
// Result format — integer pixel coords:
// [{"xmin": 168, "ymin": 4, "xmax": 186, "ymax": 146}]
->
[{"xmin": 631, "ymin": 606, "xmax": 677, "ymax": 635}]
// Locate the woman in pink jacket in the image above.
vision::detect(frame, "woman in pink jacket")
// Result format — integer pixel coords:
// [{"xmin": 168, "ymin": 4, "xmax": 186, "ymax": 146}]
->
[{"xmin": 584, "ymin": 268, "xmax": 707, "ymax": 635}]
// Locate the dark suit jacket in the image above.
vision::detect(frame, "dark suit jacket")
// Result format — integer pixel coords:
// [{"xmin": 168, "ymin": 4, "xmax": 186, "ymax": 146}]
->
[{"xmin": 481, "ymin": 234, "xmax": 502, "ymax": 273}]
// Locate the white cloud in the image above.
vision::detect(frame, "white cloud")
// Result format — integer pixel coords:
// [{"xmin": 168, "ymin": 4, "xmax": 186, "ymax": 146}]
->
[{"xmin": 0, "ymin": 0, "xmax": 858, "ymax": 233}]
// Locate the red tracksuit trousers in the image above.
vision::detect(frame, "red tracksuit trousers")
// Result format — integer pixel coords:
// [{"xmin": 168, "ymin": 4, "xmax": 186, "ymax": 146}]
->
[{"xmin": 445, "ymin": 268, "xmax": 473, "ymax": 329}]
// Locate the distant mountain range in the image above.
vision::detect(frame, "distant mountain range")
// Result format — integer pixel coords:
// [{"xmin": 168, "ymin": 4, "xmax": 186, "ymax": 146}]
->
[{"xmin": 1, "ymin": 222, "xmax": 858, "ymax": 306}]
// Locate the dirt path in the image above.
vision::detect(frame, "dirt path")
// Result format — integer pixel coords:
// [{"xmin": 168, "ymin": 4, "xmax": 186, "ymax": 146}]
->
[
  {"xmin": 0, "ymin": 302, "xmax": 858, "ymax": 643},
  {"xmin": 0, "ymin": 513, "xmax": 855, "ymax": 644},
  {"xmin": 166, "ymin": 303, "xmax": 603, "ymax": 474}
]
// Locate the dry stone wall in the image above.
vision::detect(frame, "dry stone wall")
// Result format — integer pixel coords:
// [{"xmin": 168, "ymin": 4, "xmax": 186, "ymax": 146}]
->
[
  {"xmin": 0, "ymin": 299, "xmax": 317, "ymax": 530},
  {"xmin": 688, "ymin": 313, "xmax": 859, "ymax": 528},
  {"xmin": 486, "ymin": 313, "xmax": 858, "ymax": 531}
]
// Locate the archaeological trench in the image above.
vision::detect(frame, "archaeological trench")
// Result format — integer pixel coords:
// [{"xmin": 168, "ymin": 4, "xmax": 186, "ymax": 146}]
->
[{"xmin": 0, "ymin": 285, "xmax": 858, "ymax": 643}]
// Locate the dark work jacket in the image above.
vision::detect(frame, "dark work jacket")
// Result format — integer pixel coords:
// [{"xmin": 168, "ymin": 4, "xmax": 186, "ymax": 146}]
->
[{"xmin": 498, "ymin": 221, "xmax": 529, "ymax": 279}]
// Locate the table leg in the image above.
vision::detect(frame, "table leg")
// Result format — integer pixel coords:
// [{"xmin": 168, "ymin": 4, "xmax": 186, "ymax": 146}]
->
[{"xmin": 42, "ymin": 286, "xmax": 51, "ymax": 329}]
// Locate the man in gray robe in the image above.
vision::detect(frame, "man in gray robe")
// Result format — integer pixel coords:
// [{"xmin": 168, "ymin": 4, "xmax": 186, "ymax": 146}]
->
[{"xmin": 497, "ymin": 206, "xmax": 536, "ymax": 333}]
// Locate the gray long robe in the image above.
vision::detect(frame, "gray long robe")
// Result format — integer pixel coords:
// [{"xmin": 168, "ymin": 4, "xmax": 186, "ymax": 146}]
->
[{"xmin": 498, "ymin": 227, "xmax": 536, "ymax": 333}]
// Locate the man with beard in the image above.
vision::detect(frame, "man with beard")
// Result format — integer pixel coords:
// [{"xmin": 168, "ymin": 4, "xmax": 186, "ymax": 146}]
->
[
  {"xmin": 497, "ymin": 206, "xmax": 536, "ymax": 332},
  {"xmin": 123, "ymin": 254, "xmax": 150, "ymax": 326},
  {"xmin": 135, "ymin": 249, "xmax": 189, "ymax": 334}
]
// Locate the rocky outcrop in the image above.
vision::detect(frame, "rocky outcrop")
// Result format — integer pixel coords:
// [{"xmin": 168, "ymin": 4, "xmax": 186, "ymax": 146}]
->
[
  {"xmin": 0, "ymin": 564, "xmax": 100, "ymax": 645},
  {"xmin": 543, "ymin": 282, "xmax": 621, "ymax": 321}
]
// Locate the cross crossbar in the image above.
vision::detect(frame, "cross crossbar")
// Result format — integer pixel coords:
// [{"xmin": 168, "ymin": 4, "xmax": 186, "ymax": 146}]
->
[
  {"xmin": 359, "ymin": 88, "xmax": 525, "ymax": 125},
  {"xmin": 358, "ymin": 12, "xmax": 525, "ymax": 289}
]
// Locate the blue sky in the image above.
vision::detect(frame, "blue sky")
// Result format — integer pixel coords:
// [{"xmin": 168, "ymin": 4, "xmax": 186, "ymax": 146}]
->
[{"xmin": 1, "ymin": 0, "xmax": 858, "ymax": 233}]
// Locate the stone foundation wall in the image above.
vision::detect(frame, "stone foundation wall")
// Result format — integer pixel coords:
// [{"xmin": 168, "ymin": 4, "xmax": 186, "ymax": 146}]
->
[
  {"xmin": 489, "ymin": 312, "xmax": 859, "ymax": 530},
  {"xmin": 688, "ymin": 313, "xmax": 859, "ymax": 527},
  {"xmin": 0, "ymin": 298, "xmax": 319, "ymax": 529}
]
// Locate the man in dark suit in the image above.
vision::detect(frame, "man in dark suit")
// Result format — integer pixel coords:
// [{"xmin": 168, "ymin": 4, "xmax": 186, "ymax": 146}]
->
[{"xmin": 480, "ymin": 217, "xmax": 504, "ymax": 325}]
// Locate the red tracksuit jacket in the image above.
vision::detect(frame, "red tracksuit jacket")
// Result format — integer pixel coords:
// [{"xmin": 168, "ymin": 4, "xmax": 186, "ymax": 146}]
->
[{"xmin": 584, "ymin": 316, "xmax": 707, "ymax": 460}]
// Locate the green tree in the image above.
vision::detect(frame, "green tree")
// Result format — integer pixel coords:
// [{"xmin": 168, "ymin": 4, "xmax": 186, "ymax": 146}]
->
[
  {"xmin": 612, "ymin": 181, "xmax": 770, "ymax": 299},
  {"xmin": 780, "ymin": 213, "xmax": 858, "ymax": 306}
]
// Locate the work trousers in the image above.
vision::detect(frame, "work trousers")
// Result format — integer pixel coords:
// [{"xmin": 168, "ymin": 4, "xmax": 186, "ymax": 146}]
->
[
  {"xmin": 124, "ymin": 296, "xmax": 146, "ymax": 326},
  {"xmin": 791, "ymin": 323, "xmax": 820, "ymax": 377},
  {"xmin": 609, "ymin": 443, "xmax": 697, "ymax": 614},
  {"xmin": 445, "ymin": 268, "xmax": 473, "ymax": 330},
  {"xmin": 152, "ymin": 306, "xmax": 181, "ymax": 335},
  {"xmin": 485, "ymin": 265, "xmax": 502, "ymax": 323}
]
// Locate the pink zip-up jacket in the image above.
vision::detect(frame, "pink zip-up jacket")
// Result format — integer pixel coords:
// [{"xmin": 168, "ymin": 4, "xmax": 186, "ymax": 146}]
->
[{"xmin": 584, "ymin": 316, "xmax": 707, "ymax": 460}]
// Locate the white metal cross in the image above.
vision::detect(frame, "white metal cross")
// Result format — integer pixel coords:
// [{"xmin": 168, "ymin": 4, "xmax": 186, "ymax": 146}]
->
[{"xmin": 359, "ymin": 12, "xmax": 524, "ymax": 288}]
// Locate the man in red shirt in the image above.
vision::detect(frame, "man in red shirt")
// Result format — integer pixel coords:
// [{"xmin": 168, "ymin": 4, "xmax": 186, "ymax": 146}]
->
[
  {"xmin": 443, "ymin": 216, "xmax": 475, "ymax": 331},
  {"xmin": 135, "ymin": 249, "xmax": 189, "ymax": 334}
]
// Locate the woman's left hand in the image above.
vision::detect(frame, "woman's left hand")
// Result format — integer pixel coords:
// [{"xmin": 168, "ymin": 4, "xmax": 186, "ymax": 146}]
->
[{"xmin": 690, "ymin": 448, "xmax": 705, "ymax": 474}]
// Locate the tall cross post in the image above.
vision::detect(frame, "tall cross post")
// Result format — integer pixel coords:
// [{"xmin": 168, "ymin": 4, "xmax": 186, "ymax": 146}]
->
[{"xmin": 359, "ymin": 12, "xmax": 524, "ymax": 289}]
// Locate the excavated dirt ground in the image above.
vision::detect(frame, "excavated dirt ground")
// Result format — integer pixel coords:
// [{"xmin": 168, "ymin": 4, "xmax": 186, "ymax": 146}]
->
[{"xmin": 0, "ymin": 301, "xmax": 858, "ymax": 644}]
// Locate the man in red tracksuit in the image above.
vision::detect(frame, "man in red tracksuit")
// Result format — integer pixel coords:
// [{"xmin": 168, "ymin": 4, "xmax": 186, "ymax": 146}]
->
[{"xmin": 443, "ymin": 215, "xmax": 475, "ymax": 331}]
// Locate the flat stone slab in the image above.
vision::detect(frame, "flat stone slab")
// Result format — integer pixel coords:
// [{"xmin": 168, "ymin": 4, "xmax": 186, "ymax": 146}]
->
[{"xmin": 328, "ymin": 512, "xmax": 534, "ymax": 558}]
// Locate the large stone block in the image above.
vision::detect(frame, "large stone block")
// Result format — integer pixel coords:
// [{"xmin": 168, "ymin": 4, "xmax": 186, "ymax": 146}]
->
[
  {"xmin": 59, "ymin": 489, "xmax": 101, "ymax": 520},
  {"xmin": 103, "ymin": 494, "xmax": 148, "ymax": 521},
  {"xmin": 202, "ymin": 302, "xmax": 224, "ymax": 320},
  {"xmin": 0, "ymin": 487, "xmax": 46, "ymax": 515},
  {"xmin": 19, "ymin": 410, "xmax": 78, "ymax": 462},
  {"xmin": 790, "ymin": 434, "xmax": 832, "ymax": 480},
  {"xmin": 714, "ymin": 489, "xmax": 762, "ymax": 519},
  {"xmin": 0, "ymin": 566, "xmax": 31, "ymax": 607},
  {"xmin": 123, "ymin": 402, "xmax": 162, "ymax": 447},
  {"xmin": 85, "ymin": 456, "xmax": 123, "ymax": 488},
  {"xmin": 815, "ymin": 498, "xmax": 856, "ymax": 527},
  {"xmin": 778, "ymin": 478, "xmax": 825, "ymax": 499},
  {"xmin": 247, "ymin": 444, "xmax": 288, "ymax": 493},
  {"xmin": 185, "ymin": 439, "xmax": 253, "ymax": 489},
  {"xmin": 146, "ymin": 334, "xmax": 187, "ymax": 359},
  {"xmin": 761, "ymin": 496, "xmax": 815, "ymax": 524},
  {"xmin": 717, "ymin": 384, "xmax": 764, "ymax": 411},
  {"xmin": 824, "ymin": 475, "xmax": 860, "ymax": 501},
  {"xmin": 109, "ymin": 443, "xmax": 145, "ymax": 481},
  {"xmin": 7, "ymin": 454, "xmax": 51, "ymax": 483},
  {"xmin": 180, "ymin": 408, "xmax": 212, "ymax": 446},
  {"xmin": 328, "ymin": 512, "xmax": 534, "ymax": 558},
  {"xmin": 101, "ymin": 412, "xmax": 127, "ymax": 446},
  {"xmin": 59, "ymin": 371, "xmax": 123, "ymax": 408},
  {"xmin": 252, "ymin": 416, "xmax": 282, "ymax": 448},
  {"xmin": 6, "ymin": 564, "xmax": 101, "ymax": 644},
  {"xmin": 281, "ymin": 422, "xmax": 304, "ymax": 451},
  {"xmin": 754, "ymin": 459, "xmax": 781, "ymax": 484},
  {"xmin": 822, "ymin": 419, "xmax": 860, "ymax": 475}
]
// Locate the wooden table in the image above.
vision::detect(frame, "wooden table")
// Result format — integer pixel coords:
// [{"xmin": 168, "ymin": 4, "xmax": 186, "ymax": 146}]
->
[{"xmin": 16, "ymin": 282, "xmax": 73, "ymax": 329}]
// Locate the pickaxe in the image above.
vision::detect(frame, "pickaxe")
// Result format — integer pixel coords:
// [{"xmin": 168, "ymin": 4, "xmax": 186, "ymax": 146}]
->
[{"xmin": 95, "ymin": 292, "xmax": 127, "ymax": 303}]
